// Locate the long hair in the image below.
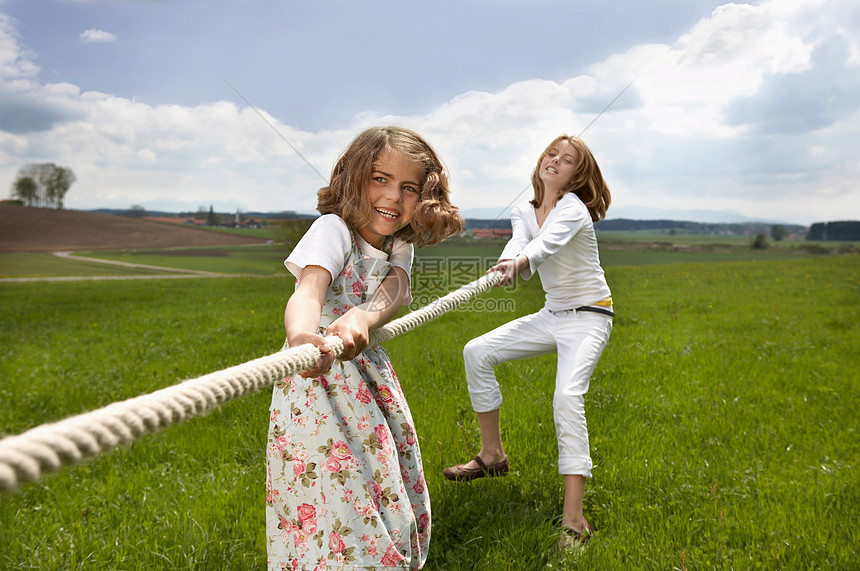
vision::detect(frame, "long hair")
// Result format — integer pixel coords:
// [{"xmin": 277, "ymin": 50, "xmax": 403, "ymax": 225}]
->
[
  {"xmin": 529, "ymin": 135, "xmax": 611, "ymax": 222},
  {"xmin": 317, "ymin": 126, "xmax": 464, "ymax": 247}
]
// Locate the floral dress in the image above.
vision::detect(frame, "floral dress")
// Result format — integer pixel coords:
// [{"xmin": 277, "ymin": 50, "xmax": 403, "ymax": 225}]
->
[{"xmin": 266, "ymin": 232, "xmax": 430, "ymax": 570}]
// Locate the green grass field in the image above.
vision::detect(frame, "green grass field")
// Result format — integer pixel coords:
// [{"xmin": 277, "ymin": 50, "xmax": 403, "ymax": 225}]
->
[{"xmin": 0, "ymin": 250, "xmax": 858, "ymax": 569}]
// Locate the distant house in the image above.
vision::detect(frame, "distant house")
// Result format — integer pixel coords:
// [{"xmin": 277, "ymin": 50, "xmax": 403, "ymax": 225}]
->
[
  {"xmin": 241, "ymin": 218, "xmax": 261, "ymax": 229},
  {"xmin": 473, "ymin": 228, "xmax": 513, "ymax": 239},
  {"xmin": 145, "ymin": 216, "xmax": 202, "ymax": 226}
]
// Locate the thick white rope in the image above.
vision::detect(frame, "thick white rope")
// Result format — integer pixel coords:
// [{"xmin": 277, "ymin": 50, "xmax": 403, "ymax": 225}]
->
[{"xmin": 0, "ymin": 271, "xmax": 502, "ymax": 493}]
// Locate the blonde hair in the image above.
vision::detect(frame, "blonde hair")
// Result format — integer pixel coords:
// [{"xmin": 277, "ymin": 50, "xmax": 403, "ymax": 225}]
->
[
  {"xmin": 529, "ymin": 135, "xmax": 611, "ymax": 222},
  {"xmin": 317, "ymin": 126, "xmax": 464, "ymax": 247}
]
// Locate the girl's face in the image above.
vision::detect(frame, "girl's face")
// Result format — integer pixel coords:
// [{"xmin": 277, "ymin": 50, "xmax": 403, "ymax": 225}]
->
[
  {"xmin": 538, "ymin": 140, "xmax": 578, "ymax": 193},
  {"xmin": 357, "ymin": 148, "xmax": 422, "ymax": 249}
]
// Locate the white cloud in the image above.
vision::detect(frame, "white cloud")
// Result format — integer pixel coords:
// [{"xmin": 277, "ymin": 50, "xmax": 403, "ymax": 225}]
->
[
  {"xmin": 79, "ymin": 28, "xmax": 117, "ymax": 44},
  {"xmin": 1, "ymin": 0, "xmax": 858, "ymax": 225},
  {"xmin": 0, "ymin": 13, "xmax": 38, "ymax": 80}
]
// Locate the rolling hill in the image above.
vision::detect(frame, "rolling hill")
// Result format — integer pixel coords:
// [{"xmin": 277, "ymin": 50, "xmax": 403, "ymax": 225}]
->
[{"xmin": 0, "ymin": 205, "xmax": 268, "ymax": 253}]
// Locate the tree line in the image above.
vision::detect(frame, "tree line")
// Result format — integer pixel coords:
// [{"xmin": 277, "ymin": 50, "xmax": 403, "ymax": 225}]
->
[
  {"xmin": 806, "ymin": 221, "xmax": 860, "ymax": 241},
  {"xmin": 9, "ymin": 163, "xmax": 76, "ymax": 209}
]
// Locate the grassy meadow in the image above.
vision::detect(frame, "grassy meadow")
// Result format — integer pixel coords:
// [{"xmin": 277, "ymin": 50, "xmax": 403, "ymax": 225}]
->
[{"xmin": 0, "ymin": 241, "xmax": 858, "ymax": 569}]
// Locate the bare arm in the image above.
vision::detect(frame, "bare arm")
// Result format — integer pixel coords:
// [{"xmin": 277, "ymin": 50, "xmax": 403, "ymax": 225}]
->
[
  {"xmin": 285, "ymin": 265, "xmax": 335, "ymax": 378},
  {"xmin": 326, "ymin": 266, "xmax": 410, "ymax": 360}
]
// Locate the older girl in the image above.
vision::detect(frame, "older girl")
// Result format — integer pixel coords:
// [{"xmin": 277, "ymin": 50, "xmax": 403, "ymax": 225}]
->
[{"xmin": 443, "ymin": 135, "xmax": 612, "ymax": 547}]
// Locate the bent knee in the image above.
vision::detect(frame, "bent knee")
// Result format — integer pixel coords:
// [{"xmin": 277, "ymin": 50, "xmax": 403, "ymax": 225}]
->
[{"xmin": 463, "ymin": 338, "xmax": 490, "ymax": 364}]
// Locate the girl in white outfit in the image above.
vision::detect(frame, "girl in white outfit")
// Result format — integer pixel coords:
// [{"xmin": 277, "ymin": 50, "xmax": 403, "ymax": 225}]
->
[{"xmin": 443, "ymin": 135, "xmax": 612, "ymax": 547}]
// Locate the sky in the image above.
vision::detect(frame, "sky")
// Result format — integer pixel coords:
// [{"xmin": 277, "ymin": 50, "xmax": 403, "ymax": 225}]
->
[{"xmin": 1, "ymin": 0, "xmax": 858, "ymax": 225}]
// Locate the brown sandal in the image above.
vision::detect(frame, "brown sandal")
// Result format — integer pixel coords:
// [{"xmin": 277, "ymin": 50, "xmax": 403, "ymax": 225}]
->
[{"xmin": 443, "ymin": 455, "xmax": 509, "ymax": 481}]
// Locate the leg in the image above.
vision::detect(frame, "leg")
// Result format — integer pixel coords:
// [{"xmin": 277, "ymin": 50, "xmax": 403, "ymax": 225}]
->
[
  {"xmin": 561, "ymin": 475, "xmax": 588, "ymax": 532},
  {"xmin": 445, "ymin": 311, "xmax": 555, "ymax": 478},
  {"xmin": 553, "ymin": 312, "xmax": 612, "ymax": 476},
  {"xmin": 553, "ymin": 312, "xmax": 612, "ymax": 540},
  {"xmin": 473, "ymin": 408, "xmax": 505, "ymax": 468}
]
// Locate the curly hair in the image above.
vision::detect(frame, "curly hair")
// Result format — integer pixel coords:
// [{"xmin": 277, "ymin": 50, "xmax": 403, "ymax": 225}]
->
[
  {"xmin": 317, "ymin": 126, "xmax": 464, "ymax": 248},
  {"xmin": 529, "ymin": 135, "xmax": 611, "ymax": 222}
]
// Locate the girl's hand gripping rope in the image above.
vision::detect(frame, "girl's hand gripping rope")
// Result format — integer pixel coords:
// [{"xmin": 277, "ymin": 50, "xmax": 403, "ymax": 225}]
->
[
  {"xmin": 291, "ymin": 331, "xmax": 335, "ymax": 378},
  {"xmin": 488, "ymin": 255, "xmax": 528, "ymax": 287},
  {"xmin": 326, "ymin": 309, "xmax": 371, "ymax": 362}
]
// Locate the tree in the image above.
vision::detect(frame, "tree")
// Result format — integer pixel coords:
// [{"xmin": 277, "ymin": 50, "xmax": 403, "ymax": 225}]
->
[
  {"xmin": 10, "ymin": 163, "xmax": 76, "ymax": 208},
  {"xmin": 12, "ymin": 176, "xmax": 37, "ymax": 206},
  {"xmin": 771, "ymin": 225, "xmax": 788, "ymax": 241},
  {"xmin": 46, "ymin": 167, "xmax": 76, "ymax": 209},
  {"xmin": 750, "ymin": 233, "xmax": 769, "ymax": 249},
  {"xmin": 273, "ymin": 219, "xmax": 313, "ymax": 252},
  {"xmin": 127, "ymin": 205, "xmax": 147, "ymax": 217},
  {"xmin": 807, "ymin": 222, "xmax": 825, "ymax": 240}
]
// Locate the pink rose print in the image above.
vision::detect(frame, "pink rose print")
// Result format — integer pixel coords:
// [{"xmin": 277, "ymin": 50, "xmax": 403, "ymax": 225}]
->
[
  {"xmin": 332, "ymin": 440, "xmax": 352, "ymax": 460},
  {"xmin": 376, "ymin": 384, "xmax": 394, "ymax": 404},
  {"xmin": 325, "ymin": 456, "xmax": 342, "ymax": 473},
  {"xmin": 277, "ymin": 436, "xmax": 288, "ymax": 451},
  {"xmin": 292, "ymin": 459, "xmax": 306, "ymax": 478},
  {"xmin": 302, "ymin": 518, "xmax": 318, "ymax": 535},
  {"xmin": 374, "ymin": 425, "xmax": 390, "ymax": 446},
  {"xmin": 418, "ymin": 513, "xmax": 430, "ymax": 531},
  {"xmin": 412, "ymin": 479, "xmax": 425, "ymax": 495},
  {"xmin": 356, "ymin": 382, "xmax": 372, "ymax": 404},
  {"xmin": 297, "ymin": 503, "xmax": 316, "ymax": 523},
  {"xmin": 367, "ymin": 481, "xmax": 382, "ymax": 510},
  {"xmin": 331, "ymin": 303, "xmax": 353, "ymax": 317},
  {"xmin": 352, "ymin": 280, "xmax": 364, "ymax": 296},
  {"xmin": 329, "ymin": 531, "xmax": 346, "ymax": 554},
  {"xmin": 380, "ymin": 544, "xmax": 405, "ymax": 566}
]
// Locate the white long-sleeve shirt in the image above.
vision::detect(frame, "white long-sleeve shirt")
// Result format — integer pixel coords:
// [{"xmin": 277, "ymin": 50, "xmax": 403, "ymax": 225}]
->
[{"xmin": 499, "ymin": 192, "xmax": 610, "ymax": 311}]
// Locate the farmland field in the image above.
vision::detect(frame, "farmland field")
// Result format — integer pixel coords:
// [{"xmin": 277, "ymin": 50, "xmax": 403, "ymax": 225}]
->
[{"xmin": 1, "ymin": 248, "xmax": 857, "ymax": 569}]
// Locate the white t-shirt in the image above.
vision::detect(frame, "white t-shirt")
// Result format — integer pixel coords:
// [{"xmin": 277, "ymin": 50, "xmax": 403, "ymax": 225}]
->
[
  {"xmin": 285, "ymin": 214, "xmax": 414, "ymax": 305},
  {"xmin": 499, "ymin": 193, "xmax": 610, "ymax": 311}
]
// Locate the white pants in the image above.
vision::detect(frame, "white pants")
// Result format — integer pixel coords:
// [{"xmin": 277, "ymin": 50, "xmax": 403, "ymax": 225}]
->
[{"xmin": 463, "ymin": 307, "xmax": 612, "ymax": 476}]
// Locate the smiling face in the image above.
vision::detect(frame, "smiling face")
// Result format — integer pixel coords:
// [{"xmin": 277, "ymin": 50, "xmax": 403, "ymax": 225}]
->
[
  {"xmin": 356, "ymin": 147, "xmax": 423, "ymax": 249},
  {"xmin": 538, "ymin": 139, "xmax": 579, "ymax": 194}
]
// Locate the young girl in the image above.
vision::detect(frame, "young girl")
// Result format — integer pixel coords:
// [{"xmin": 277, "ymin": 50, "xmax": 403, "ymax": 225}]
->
[
  {"xmin": 443, "ymin": 135, "xmax": 612, "ymax": 548},
  {"xmin": 266, "ymin": 126, "xmax": 463, "ymax": 570}
]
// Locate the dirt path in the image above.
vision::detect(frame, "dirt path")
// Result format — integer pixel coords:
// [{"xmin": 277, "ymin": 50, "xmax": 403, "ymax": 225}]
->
[
  {"xmin": 54, "ymin": 251, "xmax": 219, "ymax": 275},
  {"xmin": 0, "ymin": 251, "xmax": 273, "ymax": 283}
]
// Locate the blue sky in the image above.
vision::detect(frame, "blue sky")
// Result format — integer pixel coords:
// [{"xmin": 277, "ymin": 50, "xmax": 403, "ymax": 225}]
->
[{"xmin": 1, "ymin": 0, "xmax": 858, "ymax": 224}]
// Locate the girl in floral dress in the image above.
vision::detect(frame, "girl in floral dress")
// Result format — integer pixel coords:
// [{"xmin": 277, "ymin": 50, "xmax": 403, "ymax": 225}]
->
[{"xmin": 266, "ymin": 126, "xmax": 463, "ymax": 570}]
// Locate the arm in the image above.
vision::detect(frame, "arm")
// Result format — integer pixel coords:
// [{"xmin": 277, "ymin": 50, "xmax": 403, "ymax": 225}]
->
[
  {"xmin": 497, "ymin": 205, "xmax": 531, "ymax": 264},
  {"xmin": 518, "ymin": 196, "xmax": 588, "ymax": 274},
  {"xmin": 489, "ymin": 205, "xmax": 531, "ymax": 286},
  {"xmin": 326, "ymin": 266, "xmax": 410, "ymax": 360},
  {"xmin": 285, "ymin": 265, "xmax": 335, "ymax": 378}
]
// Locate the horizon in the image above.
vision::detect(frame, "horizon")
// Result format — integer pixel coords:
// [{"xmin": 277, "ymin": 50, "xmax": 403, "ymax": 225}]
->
[{"xmin": 50, "ymin": 203, "xmax": 816, "ymax": 228}]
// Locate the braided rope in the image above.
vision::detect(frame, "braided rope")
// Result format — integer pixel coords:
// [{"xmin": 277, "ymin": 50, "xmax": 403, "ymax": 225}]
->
[{"xmin": 0, "ymin": 271, "xmax": 502, "ymax": 492}]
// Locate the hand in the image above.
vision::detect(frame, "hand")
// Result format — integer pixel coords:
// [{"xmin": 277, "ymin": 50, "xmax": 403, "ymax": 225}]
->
[
  {"xmin": 488, "ymin": 256, "xmax": 526, "ymax": 287},
  {"xmin": 290, "ymin": 331, "xmax": 335, "ymax": 378},
  {"xmin": 326, "ymin": 308, "xmax": 371, "ymax": 362}
]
